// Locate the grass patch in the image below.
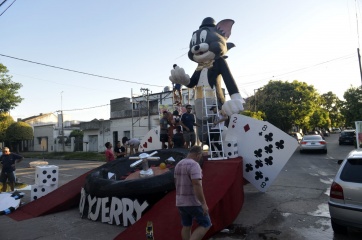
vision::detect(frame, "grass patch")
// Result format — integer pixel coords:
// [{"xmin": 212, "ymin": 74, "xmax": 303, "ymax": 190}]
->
[{"xmin": 20, "ymin": 151, "xmax": 105, "ymax": 161}]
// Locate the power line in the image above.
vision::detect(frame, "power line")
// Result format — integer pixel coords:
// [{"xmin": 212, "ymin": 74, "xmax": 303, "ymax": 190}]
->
[
  {"xmin": 56, "ymin": 103, "xmax": 110, "ymax": 112},
  {"xmin": 238, "ymin": 53, "xmax": 356, "ymax": 87},
  {"xmin": 0, "ymin": 53, "xmax": 164, "ymax": 87},
  {"xmin": 0, "ymin": 0, "xmax": 16, "ymax": 17},
  {"xmin": 0, "ymin": 0, "xmax": 9, "ymax": 7}
]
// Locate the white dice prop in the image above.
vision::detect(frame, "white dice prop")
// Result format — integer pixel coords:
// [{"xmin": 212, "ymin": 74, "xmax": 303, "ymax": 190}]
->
[
  {"xmin": 30, "ymin": 184, "xmax": 58, "ymax": 201},
  {"xmin": 223, "ymin": 140, "xmax": 238, "ymax": 158},
  {"xmin": 31, "ymin": 165, "xmax": 59, "ymax": 201},
  {"xmin": 35, "ymin": 165, "xmax": 59, "ymax": 187}
]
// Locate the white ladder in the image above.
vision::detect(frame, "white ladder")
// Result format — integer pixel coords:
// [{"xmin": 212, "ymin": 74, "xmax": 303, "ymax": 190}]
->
[{"xmin": 202, "ymin": 87, "xmax": 225, "ymax": 160}]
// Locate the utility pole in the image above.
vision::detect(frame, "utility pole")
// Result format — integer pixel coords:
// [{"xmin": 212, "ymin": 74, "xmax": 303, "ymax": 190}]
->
[
  {"xmin": 140, "ymin": 88, "xmax": 151, "ymax": 130},
  {"xmin": 254, "ymin": 89, "xmax": 257, "ymax": 112},
  {"xmin": 254, "ymin": 87, "xmax": 263, "ymax": 112},
  {"xmin": 358, "ymin": 48, "xmax": 362, "ymax": 86},
  {"xmin": 61, "ymin": 91, "xmax": 65, "ymax": 152}
]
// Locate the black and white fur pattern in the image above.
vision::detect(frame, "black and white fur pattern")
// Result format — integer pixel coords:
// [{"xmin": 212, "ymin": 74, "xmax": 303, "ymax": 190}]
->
[{"xmin": 169, "ymin": 17, "xmax": 244, "ymax": 117}]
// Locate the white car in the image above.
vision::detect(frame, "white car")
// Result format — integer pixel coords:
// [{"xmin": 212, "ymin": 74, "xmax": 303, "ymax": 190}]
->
[
  {"xmin": 299, "ymin": 135, "xmax": 327, "ymax": 153},
  {"xmin": 328, "ymin": 149, "xmax": 362, "ymax": 233},
  {"xmin": 331, "ymin": 128, "xmax": 341, "ymax": 133}
]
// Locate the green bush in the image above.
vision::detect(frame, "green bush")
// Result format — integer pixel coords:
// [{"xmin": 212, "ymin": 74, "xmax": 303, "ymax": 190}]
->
[{"xmin": 21, "ymin": 151, "xmax": 105, "ymax": 161}]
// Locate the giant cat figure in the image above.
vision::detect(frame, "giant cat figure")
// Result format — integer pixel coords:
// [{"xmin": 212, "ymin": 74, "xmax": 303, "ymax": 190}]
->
[
  {"xmin": 169, "ymin": 17, "xmax": 244, "ymax": 116},
  {"xmin": 169, "ymin": 17, "xmax": 244, "ymax": 141}
]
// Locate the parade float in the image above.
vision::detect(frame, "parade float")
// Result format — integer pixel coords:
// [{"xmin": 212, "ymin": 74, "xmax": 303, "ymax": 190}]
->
[
  {"xmin": 79, "ymin": 149, "xmax": 189, "ymax": 226},
  {"xmin": 7, "ymin": 17, "xmax": 297, "ymax": 240}
]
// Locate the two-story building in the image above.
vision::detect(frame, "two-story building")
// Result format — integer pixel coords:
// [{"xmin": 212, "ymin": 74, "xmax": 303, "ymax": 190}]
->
[{"xmin": 80, "ymin": 87, "xmax": 195, "ymax": 152}]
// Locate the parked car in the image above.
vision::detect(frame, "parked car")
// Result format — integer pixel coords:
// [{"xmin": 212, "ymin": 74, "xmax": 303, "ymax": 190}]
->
[
  {"xmin": 289, "ymin": 132, "xmax": 303, "ymax": 142},
  {"xmin": 299, "ymin": 135, "xmax": 327, "ymax": 153},
  {"xmin": 328, "ymin": 149, "xmax": 362, "ymax": 233},
  {"xmin": 339, "ymin": 130, "xmax": 356, "ymax": 145},
  {"xmin": 307, "ymin": 130, "xmax": 325, "ymax": 139},
  {"xmin": 321, "ymin": 129, "xmax": 330, "ymax": 137},
  {"xmin": 307, "ymin": 131, "xmax": 320, "ymax": 135},
  {"xmin": 332, "ymin": 128, "xmax": 342, "ymax": 133}
]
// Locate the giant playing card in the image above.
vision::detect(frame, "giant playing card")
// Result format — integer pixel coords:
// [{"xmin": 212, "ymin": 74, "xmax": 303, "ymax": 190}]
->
[
  {"xmin": 225, "ymin": 114, "xmax": 298, "ymax": 192},
  {"xmin": 140, "ymin": 126, "xmax": 162, "ymax": 152}
]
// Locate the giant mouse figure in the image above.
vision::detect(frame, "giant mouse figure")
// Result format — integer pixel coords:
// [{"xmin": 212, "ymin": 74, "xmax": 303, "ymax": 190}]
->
[{"xmin": 169, "ymin": 17, "xmax": 244, "ymax": 141}]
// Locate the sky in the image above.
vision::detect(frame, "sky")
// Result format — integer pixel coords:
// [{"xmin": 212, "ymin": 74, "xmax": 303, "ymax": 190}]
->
[{"xmin": 1, "ymin": 0, "xmax": 362, "ymax": 122}]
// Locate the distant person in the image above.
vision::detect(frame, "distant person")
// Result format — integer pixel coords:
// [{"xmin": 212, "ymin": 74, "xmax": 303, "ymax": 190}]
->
[
  {"xmin": 104, "ymin": 142, "xmax": 115, "ymax": 162},
  {"xmin": 180, "ymin": 104, "xmax": 199, "ymax": 148},
  {"xmin": 114, "ymin": 141, "xmax": 126, "ymax": 159},
  {"xmin": 160, "ymin": 111, "xmax": 170, "ymax": 149},
  {"xmin": 173, "ymin": 126, "xmax": 185, "ymax": 148},
  {"xmin": 0, "ymin": 147, "xmax": 24, "ymax": 192},
  {"xmin": 172, "ymin": 110, "xmax": 181, "ymax": 132},
  {"xmin": 174, "ymin": 146, "xmax": 211, "ymax": 240},
  {"xmin": 172, "ymin": 64, "xmax": 183, "ymax": 105},
  {"xmin": 122, "ymin": 137, "xmax": 140, "ymax": 155}
]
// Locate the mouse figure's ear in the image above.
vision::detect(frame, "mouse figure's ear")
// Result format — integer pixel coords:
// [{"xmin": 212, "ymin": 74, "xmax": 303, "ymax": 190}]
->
[{"xmin": 216, "ymin": 19, "xmax": 235, "ymax": 39}]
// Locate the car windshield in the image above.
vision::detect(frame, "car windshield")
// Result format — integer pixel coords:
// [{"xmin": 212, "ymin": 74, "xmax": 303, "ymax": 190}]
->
[
  {"xmin": 303, "ymin": 135, "xmax": 322, "ymax": 141},
  {"xmin": 341, "ymin": 131, "xmax": 355, "ymax": 136},
  {"xmin": 340, "ymin": 158, "xmax": 362, "ymax": 183}
]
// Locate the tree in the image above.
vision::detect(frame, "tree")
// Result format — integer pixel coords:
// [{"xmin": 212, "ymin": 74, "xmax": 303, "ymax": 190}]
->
[
  {"xmin": 0, "ymin": 112, "xmax": 15, "ymax": 143},
  {"xmin": 309, "ymin": 108, "xmax": 330, "ymax": 130},
  {"xmin": 241, "ymin": 110, "xmax": 265, "ymax": 120},
  {"xmin": 255, "ymin": 80, "xmax": 321, "ymax": 132},
  {"xmin": 67, "ymin": 129, "xmax": 84, "ymax": 151},
  {"xmin": 5, "ymin": 121, "xmax": 33, "ymax": 152},
  {"xmin": 340, "ymin": 86, "xmax": 362, "ymax": 127},
  {"xmin": 320, "ymin": 92, "xmax": 344, "ymax": 128},
  {"xmin": 0, "ymin": 63, "xmax": 23, "ymax": 113}
]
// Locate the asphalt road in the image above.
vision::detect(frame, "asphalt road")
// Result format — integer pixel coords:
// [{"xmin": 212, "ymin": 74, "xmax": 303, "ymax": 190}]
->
[
  {"xmin": 1, "ymin": 133, "xmax": 362, "ymax": 240},
  {"xmin": 211, "ymin": 133, "xmax": 362, "ymax": 240}
]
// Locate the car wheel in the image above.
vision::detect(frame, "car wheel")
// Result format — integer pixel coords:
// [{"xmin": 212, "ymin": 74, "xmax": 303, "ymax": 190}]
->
[
  {"xmin": 331, "ymin": 220, "xmax": 348, "ymax": 234},
  {"xmin": 300, "ymin": 149, "xmax": 304, "ymax": 154},
  {"xmin": 323, "ymin": 149, "xmax": 327, "ymax": 154},
  {"xmin": 339, "ymin": 142, "xmax": 342, "ymax": 145}
]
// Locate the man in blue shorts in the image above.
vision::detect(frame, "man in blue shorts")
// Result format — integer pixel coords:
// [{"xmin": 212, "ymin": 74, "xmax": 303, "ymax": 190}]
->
[{"xmin": 174, "ymin": 146, "xmax": 211, "ymax": 240}]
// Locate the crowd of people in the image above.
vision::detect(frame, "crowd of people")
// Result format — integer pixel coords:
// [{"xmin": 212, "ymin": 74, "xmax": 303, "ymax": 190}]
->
[
  {"xmin": 104, "ymin": 137, "xmax": 141, "ymax": 162},
  {"xmin": 104, "ymin": 104, "xmax": 228, "ymax": 161},
  {"xmin": 160, "ymin": 104, "xmax": 228, "ymax": 152}
]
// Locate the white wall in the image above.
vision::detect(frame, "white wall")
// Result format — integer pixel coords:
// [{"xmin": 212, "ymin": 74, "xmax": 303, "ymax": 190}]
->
[
  {"xmin": 110, "ymin": 114, "xmax": 160, "ymax": 142},
  {"xmin": 33, "ymin": 125, "xmax": 55, "ymax": 152}
]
